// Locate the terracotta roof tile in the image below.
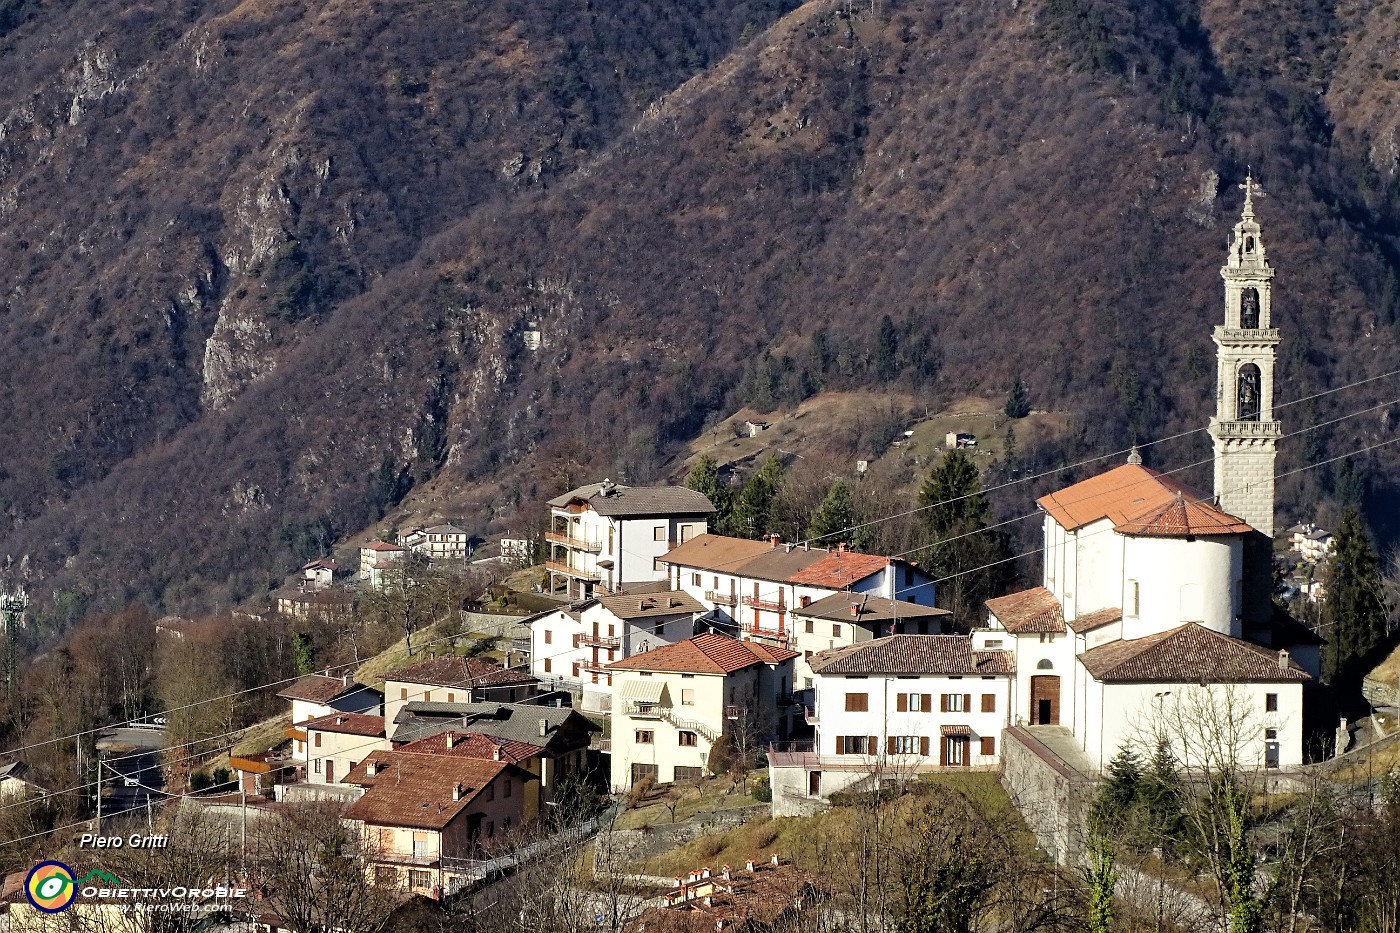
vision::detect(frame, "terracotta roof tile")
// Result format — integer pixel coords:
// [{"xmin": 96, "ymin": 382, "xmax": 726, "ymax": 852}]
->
[
  {"xmin": 1066, "ymin": 607, "xmax": 1123, "ymax": 635},
  {"xmin": 300, "ymin": 712, "xmax": 386, "ymax": 737},
  {"xmin": 395, "ymin": 730, "xmax": 543, "ymax": 763},
  {"xmin": 986, "ymin": 587, "xmax": 1065, "ymax": 634},
  {"xmin": 277, "ymin": 674, "xmax": 358, "ymax": 704},
  {"xmin": 809, "ymin": 635, "xmax": 1015, "ymax": 676},
  {"xmin": 1078, "ymin": 624, "xmax": 1312, "ymax": 683},
  {"xmin": 1037, "ymin": 464, "xmax": 1249, "ymax": 535},
  {"xmin": 384, "ymin": 656, "xmax": 538, "ymax": 689},
  {"xmin": 342, "ymin": 753, "xmax": 529, "ymax": 830},
  {"xmin": 659, "ymin": 534, "xmax": 796, "ymax": 575},
  {"xmin": 596, "ymin": 589, "xmax": 705, "ymax": 619},
  {"xmin": 786, "ymin": 552, "xmax": 891, "ymax": 588},
  {"xmin": 607, "ymin": 633, "xmax": 797, "ymax": 675},
  {"xmin": 362, "ymin": 541, "xmax": 403, "ymax": 551},
  {"xmin": 1113, "ymin": 495, "xmax": 1252, "ymax": 537}
]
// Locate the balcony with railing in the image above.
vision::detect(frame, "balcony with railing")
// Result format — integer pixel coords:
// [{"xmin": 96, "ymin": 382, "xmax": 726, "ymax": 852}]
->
[
  {"xmin": 624, "ymin": 702, "xmax": 663, "ymax": 719},
  {"xmin": 544, "ymin": 560, "xmax": 601, "ymax": 581},
  {"xmin": 544, "ymin": 531, "xmax": 603, "ymax": 553},
  {"xmin": 581, "ymin": 633, "xmax": 622, "ymax": 649},
  {"xmin": 741, "ymin": 594, "xmax": 786, "ymax": 612},
  {"xmin": 704, "ymin": 590, "xmax": 738, "ymax": 607},
  {"xmin": 742, "ymin": 621, "xmax": 787, "ymax": 642}
]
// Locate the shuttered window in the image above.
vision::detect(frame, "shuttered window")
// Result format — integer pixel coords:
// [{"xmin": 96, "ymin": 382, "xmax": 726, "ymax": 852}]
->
[
  {"xmin": 845, "ymin": 693, "xmax": 869, "ymax": 712},
  {"xmin": 981, "ymin": 694, "xmax": 996, "ymax": 713}
]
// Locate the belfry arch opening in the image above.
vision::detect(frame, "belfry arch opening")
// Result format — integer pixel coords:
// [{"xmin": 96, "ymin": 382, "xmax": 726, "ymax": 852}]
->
[
  {"xmin": 1237, "ymin": 363, "xmax": 1262, "ymax": 421},
  {"xmin": 1240, "ymin": 287, "xmax": 1260, "ymax": 329}
]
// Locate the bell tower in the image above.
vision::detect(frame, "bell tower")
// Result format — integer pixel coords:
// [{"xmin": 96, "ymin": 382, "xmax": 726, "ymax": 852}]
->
[
  {"xmin": 1209, "ymin": 176, "xmax": 1282, "ymax": 537},
  {"xmin": 1209, "ymin": 176, "xmax": 1281, "ymax": 625}
]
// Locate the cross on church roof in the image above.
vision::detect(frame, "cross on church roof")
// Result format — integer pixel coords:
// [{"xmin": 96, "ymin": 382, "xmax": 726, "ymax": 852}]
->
[{"xmin": 1239, "ymin": 173, "xmax": 1262, "ymax": 217}]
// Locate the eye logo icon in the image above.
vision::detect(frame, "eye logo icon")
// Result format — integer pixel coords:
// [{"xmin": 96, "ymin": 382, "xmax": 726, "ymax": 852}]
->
[{"xmin": 25, "ymin": 861, "xmax": 76, "ymax": 912}]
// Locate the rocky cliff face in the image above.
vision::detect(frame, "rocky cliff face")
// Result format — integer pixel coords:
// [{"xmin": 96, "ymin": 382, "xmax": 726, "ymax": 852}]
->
[{"xmin": 0, "ymin": 0, "xmax": 1398, "ymax": 619}]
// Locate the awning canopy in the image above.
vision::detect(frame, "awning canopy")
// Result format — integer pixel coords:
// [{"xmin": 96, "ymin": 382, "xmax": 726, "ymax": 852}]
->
[
  {"xmin": 619, "ymin": 679, "xmax": 665, "ymax": 705},
  {"xmin": 940, "ymin": 725, "xmax": 972, "ymax": 736}
]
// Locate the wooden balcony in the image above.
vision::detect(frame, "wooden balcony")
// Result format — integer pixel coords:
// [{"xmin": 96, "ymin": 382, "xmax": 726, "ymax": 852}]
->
[
  {"xmin": 741, "ymin": 595, "xmax": 785, "ymax": 612},
  {"xmin": 581, "ymin": 634, "xmax": 621, "ymax": 649},
  {"xmin": 704, "ymin": 590, "xmax": 737, "ymax": 607},
  {"xmin": 545, "ymin": 561, "xmax": 600, "ymax": 581},
  {"xmin": 545, "ymin": 531, "xmax": 602, "ymax": 553}
]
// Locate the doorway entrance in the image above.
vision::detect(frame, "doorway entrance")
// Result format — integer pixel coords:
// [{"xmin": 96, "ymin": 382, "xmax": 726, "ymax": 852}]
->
[{"xmin": 1030, "ymin": 675, "xmax": 1060, "ymax": 725}]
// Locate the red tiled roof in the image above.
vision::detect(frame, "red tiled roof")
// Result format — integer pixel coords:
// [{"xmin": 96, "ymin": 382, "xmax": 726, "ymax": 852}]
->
[
  {"xmin": 809, "ymin": 635, "xmax": 1015, "ymax": 676},
  {"xmin": 276, "ymin": 674, "xmax": 357, "ymax": 704},
  {"xmin": 607, "ymin": 633, "xmax": 797, "ymax": 674},
  {"xmin": 1078, "ymin": 624, "xmax": 1312, "ymax": 683},
  {"xmin": 660, "ymin": 534, "xmax": 783, "ymax": 573},
  {"xmin": 1066, "ymin": 607, "xmax": 1123, "ymax": 635},
  {"xmin": 986, "ymin": 588, "xmax": 1065, "ymax": 634},
  {"xmin": 596, "ymin": 590, "xmax": 705, "ymax": 619},
  {"xmin": 1038, "ymin": 464, "xmax": 1250, "ymax": 535},
  {"xmin": 362, "ymin": 541, "xmax": 403, "ymax": 551},
  {"xmin": 300, "ymin": 712, "xmax": 386, "ymax": 738},
  {"xmin": 786, "ymin": 552, "xmax": 890, "ymax": 588},
  {"xmin": 343, "ymin": 754, "xmax": 525, "ymax": 830},
  {"xmin": 384, "ymin": 656, "xmax": 538, "ymax": 689},
  {"xmin": 395, "ymin": 730, "xmax": 543, "ymax": 764}
]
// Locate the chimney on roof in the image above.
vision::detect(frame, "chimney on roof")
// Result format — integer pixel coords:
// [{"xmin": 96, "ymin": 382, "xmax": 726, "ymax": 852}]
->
[
  {"xmin": 721, "ymin": 865, "xmax": 731, "ymax": 881},
  {"xmin": 785, "ymin": 543, "xmax": 793, "ymax": 553},
  {"xmin": 771, "ymin": 853, "xmax": 779, "ymax": 866},
  {"xmin": 367, "ymin": 760, "xmax": 378, "ymax": 777},
  {"xmin": 702, "ymin": 867, "xmax": 711, "ymax": 879},
  {"xmin": 445, "ymin": 733, "xmax": 455, "ymax": 749},
  {"xmin": 1127, "ymin": 445, "xmax": 1144, "ymax": 466},
  {"xmin": 849, "ymin": 605, "xmax": 860, "ymax": 618},
  {"xmin": 452, "ymin": 782, "xmax": 463, "ymax": 801},
  {"xmin": 704, "ymin": 895, "xmax": 713, "ymax": 907},
  {"xmin": 1278, "ymin": 649, "xmax": 1290, "ymax": 670},
  {"xmin": 837, "ymin": 542, "xmax": 848, "ymax": 553},
  {"xmin": 745, "ymin": 858, "xmax": 755, "ymax": 873},
  {"xmin": 539, "ymin": 718, "xmax": 548, "ymax": 737},
  {"xmin": 342, "ymin": 673, "xmax": 350, "ymax": 686},
  {"xmin": 768, "ymin": 534, "xmax": 781, "ymax": 548},
  {"xmin": 493, "ymin": 743, "xmax": 502, "ymax": 761},
  {"xmin": 336, "ymin": 716, "xmax": 345, "ymax": 725}
]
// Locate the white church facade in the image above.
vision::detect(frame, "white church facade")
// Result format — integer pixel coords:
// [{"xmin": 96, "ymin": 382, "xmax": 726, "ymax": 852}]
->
[{"xmin": 985, "ymin": 178, "xmax": 1320, "ymax": 771}]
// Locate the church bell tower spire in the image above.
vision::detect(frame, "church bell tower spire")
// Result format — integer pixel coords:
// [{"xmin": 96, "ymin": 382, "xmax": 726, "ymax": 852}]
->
[{"xmin": 1209, "ymin": 175, "xmax": 1282, "ymax": 538}]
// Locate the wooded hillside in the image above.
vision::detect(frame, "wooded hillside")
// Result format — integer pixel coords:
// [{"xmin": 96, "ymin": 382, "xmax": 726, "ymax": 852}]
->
[{"xmin": 0, "ymin": 0, "xmax": 1398, "ymax": 626}]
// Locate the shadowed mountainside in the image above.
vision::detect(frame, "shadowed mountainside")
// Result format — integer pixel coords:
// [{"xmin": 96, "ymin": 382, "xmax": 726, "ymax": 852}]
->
[{"xmin": 1, "ymin": 0, "xmax": 1398, "ymax": 621}]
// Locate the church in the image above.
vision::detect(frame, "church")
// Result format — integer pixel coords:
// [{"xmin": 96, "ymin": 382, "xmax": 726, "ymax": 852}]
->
[{"xmin": 984, "ymin": 180, "xmax": 1323, "ymax": 770}]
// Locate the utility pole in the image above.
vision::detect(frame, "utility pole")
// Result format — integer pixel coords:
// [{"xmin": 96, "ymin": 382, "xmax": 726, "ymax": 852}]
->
[
  {"xmin": 95, "ymin": 753, "xmax": 103, "ymax": 833},
  {"xmin": 240, "ymin": 786, "xmax": 248, "ymax": 875}
]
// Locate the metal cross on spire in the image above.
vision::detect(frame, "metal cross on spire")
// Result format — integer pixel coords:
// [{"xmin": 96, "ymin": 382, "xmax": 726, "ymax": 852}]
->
[{"xmin": 1239, "ymin": 172, "xmax": 1262, "ymax": 217}]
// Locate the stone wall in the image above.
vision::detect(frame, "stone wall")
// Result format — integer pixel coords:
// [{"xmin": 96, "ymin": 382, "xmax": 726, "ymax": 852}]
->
[{"xmin": 1000, "ymin": 726, "xmax": 1097, "ymax": 867}]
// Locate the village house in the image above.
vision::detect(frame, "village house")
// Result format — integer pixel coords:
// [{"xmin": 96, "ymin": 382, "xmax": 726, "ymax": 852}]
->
[
  {"xmin": 382, "ymin": 657, "xmax": 539, "ymax": 730},
  {"xmin": 787, "ymin": 591, "xmax": 952, "ymax": 687},
  {"xmin": 301, "ymin": 557, "xmax": 337, "ymax": 590},
  {"xmin": 274, "ymin": 586, "xmax": 354, "ymax": 620},
  {"xmin": 607, "ymin": 634, "xmax": 797, "ymax": 792},
  {"xmin": 768, "ymin": 634, "xmax": 1014, "ymax": 808},
  {"xmin": 625, "ymin": 856, "xmax": 824, "ymax": 933},
  {"xmin": 389, "ymin": 701, "xmax": 600, "ymax": 811},
  {"xmin": 343, "ymin": 749, "xmax": 535, "ymax": 900},
  {"xmin": 359, "ymin": 540, "xmax": 405, "ymax": 588},
  {"xmin": 277, "ymin": 673, "xmax": 383, "ymax": 766},
  {"xmin": 402, "ymin": 523, "xmax": 471, "ymax": 561},
  {"xmin": 662, "ymin": 534, "xmax": 939, "ymax": 681},
  {"xmin": 302, "ymin": 712, "xmax": 391, "ymax": 790},
  {"xmin": 0, "ymin": 761, "xmax": 44, "ymax": 800},
  {"xmin": 528, "ymin": 587, "xmax": 705, "ymax": 712},
  {"xmin": 545, "ymin": 480, "xmax": 715, "ymax": 599}
]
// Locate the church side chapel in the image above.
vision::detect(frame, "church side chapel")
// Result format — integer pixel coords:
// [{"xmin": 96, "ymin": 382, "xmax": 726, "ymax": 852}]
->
[{"xmin": 985, "ymin": 179, "xmax": 1322, "ymax": 771}]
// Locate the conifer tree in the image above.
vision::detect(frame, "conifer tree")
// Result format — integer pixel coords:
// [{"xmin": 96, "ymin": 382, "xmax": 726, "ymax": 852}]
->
[
  {"xmin": 918, "ymin": 451, "xmax": 1012, "ymax": 623},
  {"xmin": 729, "ymin": 455, "xmax": 784, "ymax": 539},
  {"xmin": 808, "ymin": 479, "xmax": 870, "ymax": 550},
  {"xmin": 1322, "ymin": 508, "xmax": 1388, "ymax": 688},
  {"xmin": 1089, "ymin": 744, "xmax": 1143, "ymax": 836},
  {"xmin": 875, "ymin": 315, "xmax": 900, "ymax": 382},
  {"xmin": 1005, "ymin": 375, "xmax": 1031, "ymax": 419},
  {"xmin": 685, "ymin": 454, "xmax": 732, "ymax": 531}
]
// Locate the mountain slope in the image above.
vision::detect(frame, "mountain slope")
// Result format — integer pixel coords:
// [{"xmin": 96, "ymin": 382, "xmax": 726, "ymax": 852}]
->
[{"xmin": 2, "ymin": 0, "xmax": 1398, "ymax": 621}]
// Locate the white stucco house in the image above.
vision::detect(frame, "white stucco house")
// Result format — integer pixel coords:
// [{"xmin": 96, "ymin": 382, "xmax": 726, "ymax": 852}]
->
[
  {"xmin": 528, "ymin": 588, "xmax": 704, "ymax": 712},
  {"xmin": 359, "ymin": 541, "xmax": 404, "ymax": 589},
  {"xmin": 768, "ymin": 633, "xmax": 1015, "ymax": 809},
  {"xmin": 277, "ymin": 673, "xmax": 384, "ymax": 765},
  {"xmin": 402, "ymin": 524, "xmax": 471, "ymax": 561},
  {"xmin": 607, "ymin": 633, "xmax": 797, "ymax": 792},
  {"xmin": 545, "ymin": 480, "xmax": 714, "ymax": 599}
]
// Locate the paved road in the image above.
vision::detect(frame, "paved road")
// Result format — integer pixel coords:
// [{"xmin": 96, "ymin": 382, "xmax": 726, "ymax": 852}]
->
[{"xmin": 95, "ymin": 726, "xmax": 167, "ymax": 810}]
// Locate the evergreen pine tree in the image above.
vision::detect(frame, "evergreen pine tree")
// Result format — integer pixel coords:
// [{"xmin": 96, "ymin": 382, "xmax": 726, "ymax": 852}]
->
[
  {"xmin": 1089, "ymin": 744, "xmax": 1143, "ymax": 836},
  {"xmin": 918, "ymin": 450, "xmax": 1013, "ymax": 623},
  {"xmin": 1322, "ymin": 508, "xmax": 1387, "ymax": 688},
  {"xmin": 729, "ymin": 455, "xmax": 784, "ymax": 539},
  {"xmin": 292, "ymin": 632, "xmax": 315, "ymax": 676},
  {"xmin": 808, "ymin": 479, "xmax": 870, "ymax": 550},
  {"xmin": 1139, "ymin": 739, "xmax": 1184, "ymax": 851},
  {"xmin": 685, "ymin": 454, "xmax": 732, "ymax": 531},
  {"xmin": 875, "ymin": 315, "xmax": 899, "ymax": 382},
  {"xmin": 1004, "ymin": 375, "xmax": 1031, "ymax": 419}
]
